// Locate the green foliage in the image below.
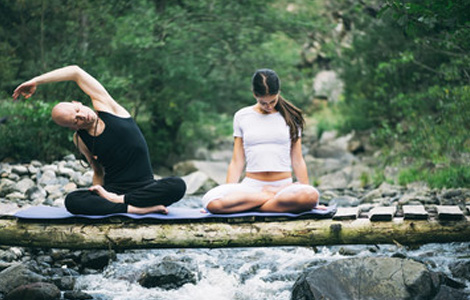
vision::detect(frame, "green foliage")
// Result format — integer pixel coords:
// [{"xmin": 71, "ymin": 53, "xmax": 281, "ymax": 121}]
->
[
  {"xmin": 398, "ymin": 164, "xmax": 470, "ymax": 189},
  {"xmin": 0, "ymin": 99, "xmax": 74, "ymax": 162},
  {"xmin": 332, "ymin": 0, "xmax": 470, "ymax": 184},
  {"xmin": 0, "ymin": 0, "xmax": 317, "ymax": 166}
]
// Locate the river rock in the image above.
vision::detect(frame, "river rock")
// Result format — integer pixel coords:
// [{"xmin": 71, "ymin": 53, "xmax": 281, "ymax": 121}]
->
[
  {"xmin": 14, "ymin": 178, "xmax": 35, "ymax": 194},
  {"xmin": 5, "ymin": 282, "xmax": 60, "ymax": 300},
  {"xmin": 138, "ymin": 261, "xmax": 197, "ymax": 290},
  {"xmin": 38, "ymin": 170, "xmax": 58, "ymax": 186},
  {"xmin": 329, "ymin": 196, "xmax": 360, "ymax": 207},
  {"xmin": 291, "ymin": 257, "xmax": 443, "ymax": 300},
  {"xmin": 0, "ymin": 203, "xmax": 20, "ymax": 216},
  {"xmin": 182, "ymin": 171, "xmax": 217, "ymax": 195},
  {"xmin": 0, "ymin": 179, "xmax": 16, "ymax": 197},
  {"xmin": 25, "ymin": 186, "xmax": 47, "ymax": 202},
  {"xmin": 11, "ymin": 165, "xmax": 29, "ymax": 176},
  {"xmin": 432, "ymin": 285, "xmax": 469, "ymax": 300},
  {"xmin": 0, "ymin": 264, "xmax": 46, "ymax": 294},
  {"xmin": 305, "ymin": 156, "xmax": 349, "ymax": 178},
  {"xmin": 449, "ymin": 260, "xmax": 470, "ymax": 281},
  {"xmin": 5, "ymin": 192, "xmax": 25, "ymax": 201},
  {"xmin": 63, "ymin": 290, "xmax": 93, "ymax": 300},
  {"xmin": 317, "ymin": 170, "xmax": 349, "ymax": 190},
  {"xmin": 80, "ymin": 250, "xmax": 116, "ymax": 270},
  {"xmin": 173, "ymin": 160, "xmax": 227, "ymax": 185},
  {"xmin": 313, "ymin": 70, "xmax": 343, "ymax": 103}
]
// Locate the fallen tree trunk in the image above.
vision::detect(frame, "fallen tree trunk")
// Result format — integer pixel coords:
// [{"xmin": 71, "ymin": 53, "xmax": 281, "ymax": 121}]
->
[{"xmin": 0, "ymin": 217, "xmax": 469, "ymax": 250}]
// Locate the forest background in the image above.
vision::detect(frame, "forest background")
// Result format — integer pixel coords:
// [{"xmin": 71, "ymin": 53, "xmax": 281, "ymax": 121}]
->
[{"xmin": 0, "ymin": 0, "xmax": 469, "ymax": 188}]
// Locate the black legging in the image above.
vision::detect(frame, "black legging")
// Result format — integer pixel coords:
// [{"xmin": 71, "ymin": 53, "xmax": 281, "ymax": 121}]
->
[{"xmin": 64, "ymin": 177, "xmax": 186, "ymax": 215}]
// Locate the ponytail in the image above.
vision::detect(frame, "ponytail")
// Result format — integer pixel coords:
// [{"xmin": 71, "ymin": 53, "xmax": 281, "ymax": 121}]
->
[{"xmin": 275, "ymin": 96, "xmax": 305, "ymax": 143}]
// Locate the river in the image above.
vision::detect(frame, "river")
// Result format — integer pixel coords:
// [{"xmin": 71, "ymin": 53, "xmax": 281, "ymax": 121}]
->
[{"xmin": 72, "ymin": 196, "xmax": 470, "ymax": 300}]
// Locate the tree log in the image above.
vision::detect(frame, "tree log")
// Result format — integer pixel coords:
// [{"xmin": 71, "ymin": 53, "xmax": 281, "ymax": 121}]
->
[{"xmin": 0, "ymin": 217, "xmax": 469, "ymax": 250}]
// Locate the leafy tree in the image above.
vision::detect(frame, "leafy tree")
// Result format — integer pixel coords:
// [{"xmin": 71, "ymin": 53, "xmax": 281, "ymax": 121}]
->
[{"xmin": 0, "ymin": 0, "xmax": 319, "ymax": 165}]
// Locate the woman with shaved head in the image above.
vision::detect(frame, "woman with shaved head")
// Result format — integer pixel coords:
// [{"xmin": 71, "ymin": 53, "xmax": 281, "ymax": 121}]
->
[{"xmin": 13, "ymin": 66, "xmax": 186, "ymax": 215}]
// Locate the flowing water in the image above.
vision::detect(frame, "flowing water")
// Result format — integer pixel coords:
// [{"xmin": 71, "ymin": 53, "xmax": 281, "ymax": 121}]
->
[{"xmin": 74, "ymin": 196, "xmax": 470, "ymax": 300}]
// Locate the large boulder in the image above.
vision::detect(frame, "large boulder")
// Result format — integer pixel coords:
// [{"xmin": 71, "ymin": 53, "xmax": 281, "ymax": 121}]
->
[
  {"xmin": 80, "ymin": 250, "xmax": 116, "ymax": 270},
  {"xmin": 182, "ymin": 171, "xmax": 217, "ymax": 195},
  {"xmin": 5, "ymin": 282, "xmax": 60, "ymax": 300},
  {"xmin": 173, "ymin": 160, "xmax": 228, "ymax": 185},
  {"xmin": 0, "ymin": 264, "xmax": 46, "ymax": 294},
  {"xmin": 291, "ymin": 257, "xmax": 462, "ymax": 300},
  {"xmin": 138, "ymin": 261, "xmax": 197, "ymax": 290}
]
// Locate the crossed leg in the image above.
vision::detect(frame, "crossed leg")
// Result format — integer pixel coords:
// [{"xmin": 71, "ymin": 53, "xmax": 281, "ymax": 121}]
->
[
  {"xmin": 258, "ymin": 184, "xmax": 320, "ymax": 213},
  {"xmin": 204, "ymin": 183, "xmax": 320, "ymax": 214}
]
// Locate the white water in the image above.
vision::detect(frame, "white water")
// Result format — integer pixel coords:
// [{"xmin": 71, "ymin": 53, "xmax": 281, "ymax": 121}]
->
[{"xmin": 75, "ymin": 197, "xmax": 470, "ymax": 299}]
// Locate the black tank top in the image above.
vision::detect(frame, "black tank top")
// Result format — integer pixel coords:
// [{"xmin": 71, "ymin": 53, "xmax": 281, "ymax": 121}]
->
[{"xmin": 78, "ymin": 111, "xmax": 154, "ymax": 188}]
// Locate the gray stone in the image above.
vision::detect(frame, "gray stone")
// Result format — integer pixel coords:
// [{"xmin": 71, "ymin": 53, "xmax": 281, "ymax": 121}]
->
[
  {"xmin": 174, "ymin": 160, "xmax": 227, "ymax": 185},
  {"xmin": 182, "ymin": 171, "xmax": 217, "ymax": 195},
  {"xmin": 63, "ymin": 154, "xmax": 76, "ymax": 161},
  {"xmin": 14, "ymin": 178, "xmax": 35, "ymax": 194},
  {"xmin": 11, "ymin": 165, "xmax": 29, "ymax": 176},
  {"xmin": 63, "ymin": 290, "xmax": 93, "ymax": 300},
  {"xmin": 30, "ymin": 160, "xmax": 42, "ymax": 167},
  {"xmin": 28, "ymin": 165, "xmax": 39, "ymax": 175},
  {"xmin": 291, "ymin": 257, "xmax": 438, "ymax": 300},
  {"xmin": 44, "ymin": 185, "xmax": 63, "ymax": 199},
  {"xmin": 0, "ymin": 179, "xmax": 16, "ymax": 197},
  {"xmin": 80, "ymin": 250, "xmax": 116, "ymax": 270},
  {"xmin": 0, "ymin": 203, "xmax": 20, "ymax": 216},
  {"xmin": 449, "ymin": 260, "xmax": 470, "ymax": 281},
  {"xmin": 5, "ymin": 282, "xmax": 60, "ymax": 300},
  {"xmin": 7, "ymin": 173, "xmax": 20, "ymax": 181},
  {"xmin": 313, "ymin": 70, "xmax": 344, "ymax": 103},
  {"xmin": 318, "ymin": 171, "xmax": 349, "ymax": 190},
  {"xmin": 330, "ymin": 196, "xmax": 360, "ymax": 207},
  {"xmin": 57, "ymin": 166, "xmax": 75, "ymax": 178},
  {"xmin": 209, "ymin": 149, "xmax": 233, "ymax": 162},
  {"xmin": 0, "ymin": 264, "xmax": 46, "ymax": 294},
  {"xmin": 361, "ymin": 188, "xmax": 382, "ymax": 203},
  {"xmin": 25, "ymin": 186, "xmax": 47, "ymax": 201},
  {"xmin": 138, "ymin": 261, "xmax": 197, "ymax": 290},
  {"xmin": 305, "ymin": 156, "xmax": 349, "ymax": 178},
  {"xmin": 5, "ymin": 192, "xmax": 25, "ymax": 201},
  {"xmin": 38, "ymin": 170, "xmax": 57, "ymax": 186},
  {"xmin": 75, "ymin": 171, "xmax": 93, "ymax": 187}
]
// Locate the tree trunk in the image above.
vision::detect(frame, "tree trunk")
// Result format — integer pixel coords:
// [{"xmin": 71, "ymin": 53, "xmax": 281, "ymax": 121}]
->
[{"xmin": 0, "ymin": 217, "xmax": 469, "ymax": 250}]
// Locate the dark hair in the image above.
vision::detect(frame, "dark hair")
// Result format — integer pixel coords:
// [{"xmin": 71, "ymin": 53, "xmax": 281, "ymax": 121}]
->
[{"xmin": 252, "ymin": 69, "xmax": 305, "ymax": 143}]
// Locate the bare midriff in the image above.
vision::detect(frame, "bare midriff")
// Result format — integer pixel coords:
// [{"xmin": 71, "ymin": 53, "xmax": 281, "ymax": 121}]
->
[{"xmin": 245, "ymin": 171, "xmax": 292, "ymax": 182}]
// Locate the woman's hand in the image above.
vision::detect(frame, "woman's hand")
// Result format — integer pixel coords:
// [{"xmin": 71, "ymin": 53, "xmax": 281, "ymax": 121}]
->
[
  {"xmin": 89, "ymin": 185, "xmax": 124, "ymax": 203},
  {"xmin": 12, "ymin": 80, "xmax": 37, "ymax": 100}
]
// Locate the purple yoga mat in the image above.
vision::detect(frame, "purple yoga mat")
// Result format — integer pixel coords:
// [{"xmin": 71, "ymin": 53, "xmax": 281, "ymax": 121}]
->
[{"xmin": 14, "ymin": 205, "xmax": 336, "ymax": 220}]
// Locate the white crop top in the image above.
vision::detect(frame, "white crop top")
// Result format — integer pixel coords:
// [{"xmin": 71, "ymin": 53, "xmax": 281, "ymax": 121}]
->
[{"xmin": 233, "ymin": 105, "xmax": 295, "ymax": 172}]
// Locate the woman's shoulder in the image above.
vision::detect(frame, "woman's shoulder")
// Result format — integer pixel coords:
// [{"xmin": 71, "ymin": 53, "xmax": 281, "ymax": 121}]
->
[{"xmin": 234, "ymin": 105, "xmax": 256, "ymax": 117}]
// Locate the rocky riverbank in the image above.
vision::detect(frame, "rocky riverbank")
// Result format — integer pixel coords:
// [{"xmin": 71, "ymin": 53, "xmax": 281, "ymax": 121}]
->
[{"xmin": 1, "ymin": 131, "xmax": 470, "ymax": 299}]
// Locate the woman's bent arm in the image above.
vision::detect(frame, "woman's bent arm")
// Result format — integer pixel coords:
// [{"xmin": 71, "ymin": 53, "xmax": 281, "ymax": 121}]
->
[
  {"xmin": 291, "ymin": 138, "xmax": 309, "ymax": 184},
  {"xmin": 226, "ymin": 137, "xmax": 245, "ymax": 183}
]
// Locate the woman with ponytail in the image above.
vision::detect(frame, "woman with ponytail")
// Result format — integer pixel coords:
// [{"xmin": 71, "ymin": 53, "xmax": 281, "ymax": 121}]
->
[{"xmin": 202, "ymin": 69, "xmax": 320, "ymax": 213}]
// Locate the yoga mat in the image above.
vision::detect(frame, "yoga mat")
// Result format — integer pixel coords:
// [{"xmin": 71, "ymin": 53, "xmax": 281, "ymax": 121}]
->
[{"xmin": 14, "ymin": 205, "xmax": 336, "ymax": 221}]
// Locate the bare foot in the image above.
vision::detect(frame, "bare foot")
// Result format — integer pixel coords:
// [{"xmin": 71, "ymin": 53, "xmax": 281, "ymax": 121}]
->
[
  {"xmin": 128, "ymin": 205, "xmax": 169, "ymax": 215},
  {"xmin": 314, "ymin": 204, "xmax": 328, "ymax": 210}
]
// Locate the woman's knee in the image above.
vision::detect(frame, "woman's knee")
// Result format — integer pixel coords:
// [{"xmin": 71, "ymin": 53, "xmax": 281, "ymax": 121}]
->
[
  {"xmin": 276, "ymin": 186, "xmax": 319, "ymax": 208},
  {"xmin": 296, "ymin": 187, "xmax": 319, "ymax": 207},
  {"xmin": 172, "ymin": 177, "xmax": 187, "ymax": 198},
  {"xmin": 163, "ymin": 177, "xmax": 187, "ymax": 200},
  {"xmin": 64, "ymin": 192, "xmax": 82, "ymax": 214},
  {"xmin": 206, "ymin": 199, "xmax": 224, "ymax": 214}
]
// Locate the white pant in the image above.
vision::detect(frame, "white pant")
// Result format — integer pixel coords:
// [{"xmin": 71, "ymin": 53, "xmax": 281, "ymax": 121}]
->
[{"xmin": 201, "ymin": 177, "xmax": 319, "ymax": 209}]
